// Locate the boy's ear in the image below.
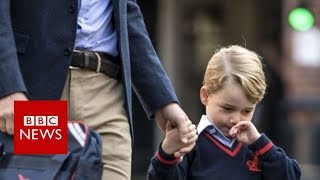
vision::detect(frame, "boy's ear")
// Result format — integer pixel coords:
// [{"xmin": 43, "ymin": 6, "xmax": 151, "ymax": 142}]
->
[{"xmin": 200, "ymin": 86, "xmax": 209, "ymax": 105}]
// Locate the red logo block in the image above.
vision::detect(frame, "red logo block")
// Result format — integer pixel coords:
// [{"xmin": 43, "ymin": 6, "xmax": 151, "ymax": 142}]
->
[{"xmin": 14, "ymin": 101, "xmax": 68, "ymax": 154}]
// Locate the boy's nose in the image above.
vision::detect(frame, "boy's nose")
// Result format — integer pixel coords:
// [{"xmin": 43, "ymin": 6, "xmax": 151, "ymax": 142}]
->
[{"xmin": 230, "ymin": 115, "xmax": 241, "ymax": 125}]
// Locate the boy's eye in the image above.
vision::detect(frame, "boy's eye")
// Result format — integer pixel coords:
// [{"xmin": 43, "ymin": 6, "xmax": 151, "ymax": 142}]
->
[
  {"xmin": 223, "ymin": 107, "xmax": 233, "ymax": 111},
  {"xmin": 243, "ymin": 110, "xmax": 253, "ymax": 114}
]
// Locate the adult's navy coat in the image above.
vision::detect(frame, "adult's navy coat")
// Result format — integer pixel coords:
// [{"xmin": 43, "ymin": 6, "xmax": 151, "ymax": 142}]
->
[{"xmin": 0, "ymin": 0, "xmax": 178, "ymax": 138}]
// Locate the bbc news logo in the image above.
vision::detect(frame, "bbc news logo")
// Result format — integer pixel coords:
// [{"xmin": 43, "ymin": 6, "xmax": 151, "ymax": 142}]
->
[
  {"xmin": 20, "ymin": 116, "xmax": 62, "ymax": 140},
  {"xmin": 14, "ymin": 101, "xmax": 68, "ymax": 154}
]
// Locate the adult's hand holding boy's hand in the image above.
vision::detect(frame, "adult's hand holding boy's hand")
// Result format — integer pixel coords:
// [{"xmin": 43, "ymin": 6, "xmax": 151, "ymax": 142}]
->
[
  {"xmin": 156, "ymin": 103, "xmax": 198, "ymax": 162},
  {"xmin": 162, "ymin": 120, "xmax": 198, "ymax": 155},
  {"xmin": 155, "ymin": 103, "xmax": 190, "ymax": 143}
]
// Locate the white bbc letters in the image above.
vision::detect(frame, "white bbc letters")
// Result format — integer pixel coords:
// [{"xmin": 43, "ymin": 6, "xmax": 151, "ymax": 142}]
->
[{"xmin": 23, "ymin": 116, "xmax": 58, "ymax": 126}]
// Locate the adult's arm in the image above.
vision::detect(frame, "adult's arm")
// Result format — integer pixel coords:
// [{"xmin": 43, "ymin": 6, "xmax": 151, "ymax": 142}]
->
[
  {"xmin": 126, "ymin": 0, "xmax": 191, "ymax": 141},
  {"xmin": 0, "ymin": 0, "xmax": 27, "ymax": 97},
  {"xmin": 126, "ymin": 0, "xmax": 178, "ymax": 119},
  {"xmin": 0, "ymin": 0, "xmax": 28, "ymax": 134}
]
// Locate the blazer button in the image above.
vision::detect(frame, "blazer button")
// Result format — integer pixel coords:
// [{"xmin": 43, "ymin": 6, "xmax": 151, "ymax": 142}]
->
[
  {"xmin": 69, "ymin": 5, "xmax": 76, "ymax": 14},
  {"xmin": 64, "ymin": 48, "xmax": 72, "ymax": 56}
]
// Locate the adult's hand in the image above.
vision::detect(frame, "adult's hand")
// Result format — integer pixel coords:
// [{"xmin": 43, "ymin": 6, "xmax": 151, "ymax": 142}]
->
[
  {"xmin": 162, "ymin": 120, "xmax": 198, "ymax": 155},
  {"xmin": 155, "ymin": 103, "xmax": 190, "ymax": 143},
  {"xmin": 0, "ymin": 92, "xmax": 28, "ymax": 134},
  {"xmin": 155, "ymin": 103, "xmax": 198, "ymax": 161}
]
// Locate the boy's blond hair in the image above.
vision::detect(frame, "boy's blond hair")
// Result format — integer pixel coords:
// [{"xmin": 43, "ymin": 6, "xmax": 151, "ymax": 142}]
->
[{"xmin": 203, "ymin": 45, "xmax": 266, "ymax": 103}]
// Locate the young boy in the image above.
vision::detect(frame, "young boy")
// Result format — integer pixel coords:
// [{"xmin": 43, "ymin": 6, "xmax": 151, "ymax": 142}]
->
[{"xmin": 147, "ymin": 45, "xmax": 301, "ymax": 180}]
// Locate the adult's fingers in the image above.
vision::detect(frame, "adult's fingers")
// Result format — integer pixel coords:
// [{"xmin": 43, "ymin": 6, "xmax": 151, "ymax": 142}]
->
[
  {"xmin": 0, "ymin": 106, "xmax": 14, "ymax": 134},
  {"xmin": 5, "ymin": 113, "xmax": 14, "ymax": 134},
  {"xmin": 0, "ymin": 118, "xmax": 6, "ymax": 133},
  {"xmin": 0, "ymin": 92, "xmax": 28, "ymax": 135},
  {"xmin": 0, "ymin": 110, "xmax": 14, "ymax": 135}
]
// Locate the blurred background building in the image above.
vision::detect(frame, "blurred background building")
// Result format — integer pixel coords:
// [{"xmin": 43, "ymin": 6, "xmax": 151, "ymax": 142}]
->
[{"xmin": 132, "ymin": 0, "xmax": 320, "ymax": 179}]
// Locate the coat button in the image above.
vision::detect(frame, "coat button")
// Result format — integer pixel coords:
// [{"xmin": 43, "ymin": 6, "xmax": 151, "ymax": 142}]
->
[
  {"xmin": 64, "ymin": 48, "xmax": 72, "ymax": 56},
  {"xmin": 69, "ymin": 5, "xmax": 76, "ymax": 14}
]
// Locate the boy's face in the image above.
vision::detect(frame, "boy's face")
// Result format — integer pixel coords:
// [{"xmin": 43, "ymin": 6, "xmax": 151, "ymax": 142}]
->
[{"xmin": 200, "ymin": 80, "xmax": 257, "ymax": 138}]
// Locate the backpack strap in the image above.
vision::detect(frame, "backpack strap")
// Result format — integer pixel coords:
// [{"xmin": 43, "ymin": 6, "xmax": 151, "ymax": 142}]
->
[
  {"xmin": 68, "ymin": 121, "xmax": 103, "ymax": 180},
  {"xmin": 68, "ymin": 122, "xmax": 88, "ymax": 147}
]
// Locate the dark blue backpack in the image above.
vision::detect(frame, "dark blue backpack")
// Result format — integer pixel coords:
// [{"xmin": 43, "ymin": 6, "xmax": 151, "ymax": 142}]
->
[{"xmin": 0, "ymin": 121, "xmax": 103, "ymax": 180}]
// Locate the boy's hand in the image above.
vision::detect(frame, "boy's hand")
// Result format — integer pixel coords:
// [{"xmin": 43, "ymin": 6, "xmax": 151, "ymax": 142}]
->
[
  {"xmin": 229, "ymin": 121, "xmax": 261, "ymax": 145},
  {"xmin": 155, "ymin": 103, "xmax": 190, "ymax": 143},
  {"xmin": 162, "ymin": 120, "xmax": 197, "ymax": 155}
]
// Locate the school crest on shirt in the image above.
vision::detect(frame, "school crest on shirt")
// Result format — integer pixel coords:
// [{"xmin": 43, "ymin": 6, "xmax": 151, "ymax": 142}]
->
[{"xmin": 247, "ymin": 152, "xmax": 262, "ymax": 172}]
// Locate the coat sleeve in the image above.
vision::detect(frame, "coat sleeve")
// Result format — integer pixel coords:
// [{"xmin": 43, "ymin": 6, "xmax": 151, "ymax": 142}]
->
[
  {"xmin": 147, "ymin": 143, "xmax": 192, "ymax": 180},
  {"xmin": 248, "ymin": 134, "xmax": 302, "ymax": 180},
  {"xmin": 126, "ymin": 0, "xmax": 178, "ymax": 118},
  {"xmin": 0, "ymin": 0, "xmax": 27, "ymax": 98}
]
